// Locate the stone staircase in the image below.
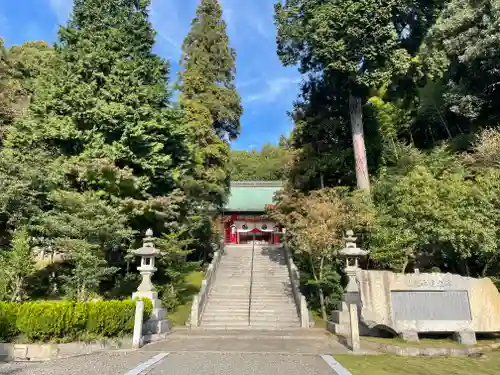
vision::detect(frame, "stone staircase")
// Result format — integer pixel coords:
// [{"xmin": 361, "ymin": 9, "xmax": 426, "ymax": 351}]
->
[{"xmin": 199, "ymin": 244, "xmax": 300, "ymax": 329}]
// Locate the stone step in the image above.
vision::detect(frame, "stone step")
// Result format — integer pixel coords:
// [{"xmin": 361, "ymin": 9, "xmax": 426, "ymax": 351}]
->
[
  {"xmin": 199, "ymin": 321, "xmax": 251, "ymax": 328},
  {"xmin": 249, "ymin": 317, "xmax": 299, "ymax": 322},
  {"xmin": 203, "ymin": 308, "xmax": 250, "ymax": 314},
  {"xmin": 249, "ymin": 298, "xmax": 296, "ymax": 302},
  {"xmin": 248, "ymin": 323, "xmax": 301, "ymax": 329},
  {"xmin": 205, "ymin": 301, "xmax": 249, "ymax": 306},
  {"xmin": 202, "ymin": 315, "xmax": 249, "ymax": 321},
  {"xmin": 204, "ymin": 302, "xmax": 249, "ymax": 306}
]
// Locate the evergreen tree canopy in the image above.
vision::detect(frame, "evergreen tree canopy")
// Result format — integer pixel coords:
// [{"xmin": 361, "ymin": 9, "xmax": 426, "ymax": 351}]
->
[
  {"xmin": 178, "ymin": 0, "xmax": 242, "ymax": 207},
  {"xmin": 6, "ymin": 0, "xmax": 189, "ymax": 207},
  {"xmin": 179, "ymin": 0, "xmax": 242, "ymax": 141},
  {"xmin": 2, "ymin": 0, "xmax": 192, "ymax": 299}
]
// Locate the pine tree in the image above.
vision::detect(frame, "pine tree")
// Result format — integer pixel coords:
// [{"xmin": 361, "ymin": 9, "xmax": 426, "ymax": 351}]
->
[
  {"xmin": 178, "ymin": 0, "xmax": 242, "ymax": 207},
  {"xmin": 5, "ymin": 0, "xmax": 190, "ymax": 275},
  {"xmin": 6, "ymin": 0, "xmax": 189, "ymax": 226}
]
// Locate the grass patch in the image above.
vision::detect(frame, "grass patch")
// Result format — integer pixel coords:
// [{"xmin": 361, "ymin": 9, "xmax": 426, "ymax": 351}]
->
[
  {"xmin": 362, "ymin": 334, "xmax": 500, "ymax": 348},
  {"xmin": 312, "ymin": 311, "xmax": 326, "ymax": 329},
  {"xmin": 169, "ymin": 270, "xmax": 204, "ymax": 327},
  {"xmin": 335, "ymin": 351, "xmax": 500, "ymax": 375}
]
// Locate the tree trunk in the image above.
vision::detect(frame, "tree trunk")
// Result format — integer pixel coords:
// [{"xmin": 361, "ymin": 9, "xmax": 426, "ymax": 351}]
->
[
  {"xmin": 318, "ymin": 256, "xmax": 327, "ymax": 321},
  {"xmin": 318, "ymin": 287, "xmax": 327, "ymax": 321},
  {"xmin": 349, "ymin": 92, "xmax": 370, "ymax": 191}
]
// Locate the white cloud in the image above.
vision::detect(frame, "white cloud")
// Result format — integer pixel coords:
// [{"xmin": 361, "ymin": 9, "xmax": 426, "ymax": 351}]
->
[
  {"xmin": 49, "ymin": 0, "xmax": 72, "ymax": 24},
  {"xmin": 246, "ymin": 77, "xmax": 301, "ymax": 103},
  {"xmin": 149, "ymin": 0, "xmax": 196, "ymax": 58},
  {"xmin": 220, "ymin": 0, "xmax": 274, "ymax": 39}
]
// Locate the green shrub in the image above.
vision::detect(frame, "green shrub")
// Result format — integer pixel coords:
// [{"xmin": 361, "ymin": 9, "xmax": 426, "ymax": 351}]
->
[
  {"xmin": 17, "ymin": 301, "xmax": 74, "ymax": 341},
  {"xmin": 0, "ymin": 299, "xmax": 152, "ymax": 343},
  {"xmin": 0, "ymin": 302, "xmax": 19, "ymax": 341}
]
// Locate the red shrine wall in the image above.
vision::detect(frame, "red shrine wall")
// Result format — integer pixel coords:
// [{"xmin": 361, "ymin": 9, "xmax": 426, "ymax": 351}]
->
[{"xmin": 219, "ymin": 214, "xmax": 281, "ymax": 245}]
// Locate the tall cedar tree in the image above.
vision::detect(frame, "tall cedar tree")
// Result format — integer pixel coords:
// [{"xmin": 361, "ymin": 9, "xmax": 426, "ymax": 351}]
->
[
  {"xmin": 6, "ymin": 0, "xmax": 189, "ymax": 230},
  {"xmin": 275, "ymin": 0, "xmax": 441, "ymax": 191},
  {"xmin": 178, "ymin": 0, "xmax": 242, "ymax": 207},
  {"xmin": 4, "ymin": 0, "xmax": 190, "ymax": 289}
]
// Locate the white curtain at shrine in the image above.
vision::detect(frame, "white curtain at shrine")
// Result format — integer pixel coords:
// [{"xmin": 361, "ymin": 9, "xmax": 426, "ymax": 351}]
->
[
  {"xmin": 234, "ymin": 220, "xmax": 252, "ymax": 232},
  {"xmin": 258, "ymin": 221, "xmax": 276, "ymax": 232},
  {"xmin": 234, "ymin": 220, "xmax": 276, "ymax": 232}
]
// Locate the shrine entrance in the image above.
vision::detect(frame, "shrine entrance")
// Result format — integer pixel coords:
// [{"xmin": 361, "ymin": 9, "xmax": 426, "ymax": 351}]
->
[
  {"xmin": 222, "ymin": 214, "xmax": 281, "ymax": 245},
  {"xmin": 238, "ymin": 230, "xmax": 273, "ymax": 245}
]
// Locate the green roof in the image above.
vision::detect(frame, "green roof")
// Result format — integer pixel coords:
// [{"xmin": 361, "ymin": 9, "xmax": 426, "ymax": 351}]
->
[{"xmin": 223, "ymin": 181, "xmax": 283, "ymax": 212}]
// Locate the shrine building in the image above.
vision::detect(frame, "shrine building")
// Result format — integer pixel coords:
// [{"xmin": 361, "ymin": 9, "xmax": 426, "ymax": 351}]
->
[{"xmin": 220, "ymin": 181, "xmax": 283, "ymax": 245}]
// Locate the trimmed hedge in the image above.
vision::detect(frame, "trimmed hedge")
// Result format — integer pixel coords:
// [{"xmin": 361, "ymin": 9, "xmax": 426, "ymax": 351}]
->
[{"xmin": 0, "ymin": 299, "xmax": 152, "ymax": 342}]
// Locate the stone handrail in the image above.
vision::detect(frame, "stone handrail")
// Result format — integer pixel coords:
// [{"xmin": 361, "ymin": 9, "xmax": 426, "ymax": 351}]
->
[
  {"xmin": 190, "ymin": 241, "xmax": 224, "ymax": 327},
  {"xmin": 283, "ymin": 242, "xmax": 310, "ymax": 328}
]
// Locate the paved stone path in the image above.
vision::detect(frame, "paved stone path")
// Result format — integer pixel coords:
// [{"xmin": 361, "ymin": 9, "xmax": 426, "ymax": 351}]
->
[{"xmin": 0, "ymin": 329, "xmax": 352, "ymax": 375}]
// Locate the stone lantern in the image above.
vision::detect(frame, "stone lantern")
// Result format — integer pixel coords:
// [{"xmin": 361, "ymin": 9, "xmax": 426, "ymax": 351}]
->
[
  {"xmin": 339, "ymin": 230, "xmax": 368, "ymax": 298},
  {"xmin": 132, "ymin": 229, "xmax": 160, "ymax": 301},
  {"xmin": 132, "ymin": 229, "xmax": 170, "ymax": 333}
]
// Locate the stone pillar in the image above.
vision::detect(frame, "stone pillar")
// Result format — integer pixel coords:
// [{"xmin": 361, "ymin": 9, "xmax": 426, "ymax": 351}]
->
[
  {"xmin": 349, "ymin": 304, "xmax": 361, "ymax": 352},
  {"xmin": 132, "ymin": 300, "xmax": 144, "ymax": 349}
]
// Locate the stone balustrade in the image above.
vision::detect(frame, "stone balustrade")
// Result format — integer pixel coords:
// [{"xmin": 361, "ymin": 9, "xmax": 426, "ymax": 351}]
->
[
  {"xmin": 190, "ymin": 241, "xmax": 224, "ymax": 327},
  {"xmin": 283, "ymin": 242, "xmax": 311, "ymax": 328}
]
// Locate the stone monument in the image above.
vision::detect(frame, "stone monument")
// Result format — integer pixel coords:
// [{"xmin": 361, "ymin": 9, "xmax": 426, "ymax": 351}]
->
[
  {"xmin": 356, "ymin": 270, "xmax": 500, "ymax": 344},
  {"xmin": 132, "ymin": 229, "xmax": 170, "ymax": 335}
]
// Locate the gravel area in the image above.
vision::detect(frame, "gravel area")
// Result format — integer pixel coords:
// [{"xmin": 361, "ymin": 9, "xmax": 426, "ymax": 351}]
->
[
  {"xmin": 148, "ymin": 352, "xmax": 336, "ymax": 375},
  {"xmin": 0, "ymin": 350, "xmax": 157, "ymax": 375}
]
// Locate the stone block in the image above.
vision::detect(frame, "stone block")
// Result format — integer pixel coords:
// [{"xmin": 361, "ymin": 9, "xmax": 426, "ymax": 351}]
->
[
  {"xmin": 151, "ymin": 307, "xmax": 167, "ymax": 320},
  {"xmin": 155, "ymin": 319, "xmax": 171, "ymax": 334},
  {"xmin": 399, "ymin": 330, "xmax": 419, "ymax": 342},
  {"xmin": 453, "ymin": 330, "xmax": 477, "ymax": 345},
  {"xmin": 0, "ymin": 343, "xmax": 12, "ymax": 360},
  {"xmin": 13, "ymin": 345, "xmax": 28, "ymax": 360},
  {"xmin": 331, "ymin": 310, "xmax": 350, "ymax": 324}
]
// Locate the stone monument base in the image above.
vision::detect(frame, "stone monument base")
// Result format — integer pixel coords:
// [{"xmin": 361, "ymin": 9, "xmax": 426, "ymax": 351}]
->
[
  {"xmin": 327, "ymin": 293, "xmax": 382, "ymax": 337},
  {"xmin": 133, "ymin": 292, "xmax": 171, "ymax": 335}
]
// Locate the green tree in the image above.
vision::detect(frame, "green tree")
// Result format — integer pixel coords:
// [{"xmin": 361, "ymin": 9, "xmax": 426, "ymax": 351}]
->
[
  {"xmin": 420, "ymin": 0, "xmax": 500, "ymax": 134},
  {"xmin": 229, "ymin": 143, "xmax": 293, "ymax": 181},
  {"xmin": 1, "ymin": 226, "xmax": 36, "ymax": 302},
  {"xmin": 0, "ymin": 40, "xmax": 54, "ymax": 144},
  {"xmin": 6, "ymin": 0, "xmax": 189, "ymax": 233},
  {"xmin": 3, "ymin": 0, "xmax": 192, "ymax": 298},
  {"xmin": 269, "ymin": 187, "xmax": 373, "ymax": 320},
  {"xmin": 275, "ymin": 0, "xmax": 448, "ymax": 191},
  {"xmin": 178, "ymin": 0, "xmax": 242, "ymax": 207}
]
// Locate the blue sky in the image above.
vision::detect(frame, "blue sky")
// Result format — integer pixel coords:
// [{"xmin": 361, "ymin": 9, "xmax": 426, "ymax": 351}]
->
[{"xmin": 0, "ymin": 0, "xmax": 302, "ymax": 150}]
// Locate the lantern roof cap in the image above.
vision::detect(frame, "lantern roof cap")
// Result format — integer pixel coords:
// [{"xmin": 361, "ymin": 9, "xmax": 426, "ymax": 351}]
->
[
  {"xmin": 132, "ymin": 229, "xmax": 160, "ymax": 256},
  {"xmin": 339, "ymin": 230, "xmax": 368, "ymax": 257}
]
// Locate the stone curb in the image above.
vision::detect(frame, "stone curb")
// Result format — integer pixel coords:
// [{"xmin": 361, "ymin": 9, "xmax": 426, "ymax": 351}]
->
[
  {"xmin": 0, "ymin": 332, "xmax": 171, "ymax": 362},
  {"xmin": 372, "ymin": 342, "xmax": 500, "ymax": 357}
]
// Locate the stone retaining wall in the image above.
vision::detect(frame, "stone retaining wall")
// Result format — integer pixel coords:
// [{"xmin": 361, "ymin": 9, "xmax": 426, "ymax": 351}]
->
[
  {"xmin": 372, "ymin": 342, "xmax": 500, "ymax": 357},
  {"xmin": 0, "ymin": 332, "xmax": 170, "ymax": 362}
]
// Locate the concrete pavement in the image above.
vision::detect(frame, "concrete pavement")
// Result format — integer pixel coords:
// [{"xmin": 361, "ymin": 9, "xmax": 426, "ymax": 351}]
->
[{"xmin": 0, "ymin": 329, "xmax": 352, "ymax": 375}]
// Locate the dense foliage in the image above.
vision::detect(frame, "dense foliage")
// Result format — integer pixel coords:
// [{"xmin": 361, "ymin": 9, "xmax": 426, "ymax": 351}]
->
[
  {"xmin": 2, "ymin": 0, "xmax": 500, "ymax": 329},
  {"xmin": 0, "ymin": 299, "xmax": 152, "ymax": 342},
  {"xmin": 178, "ymin": 0, "xmax": 242, "ymax": 207},
  {"xmin": 271, "ymin": 0, "xmax": 500, "ymax": 316},
  {"xmin": 229, "ymin": 142, "xmax": 292, "ymax": 181},
  {"xmin": 0, "ymin": 0, "xmax": 240, "ymax": 310}
]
